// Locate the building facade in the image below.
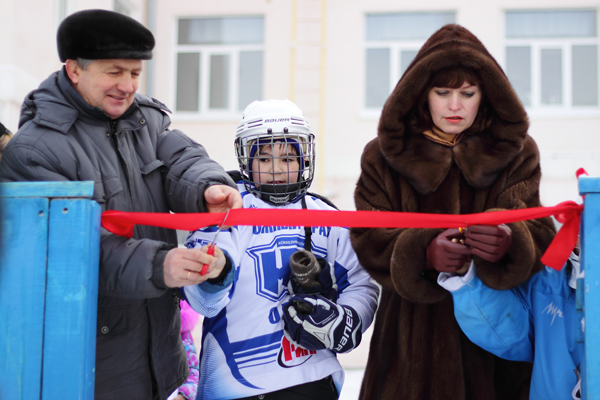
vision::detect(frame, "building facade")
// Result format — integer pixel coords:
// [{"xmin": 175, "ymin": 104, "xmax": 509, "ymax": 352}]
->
[{"xmin": 2, "ymin": 0, "xmax": 599, "ymax": 210}]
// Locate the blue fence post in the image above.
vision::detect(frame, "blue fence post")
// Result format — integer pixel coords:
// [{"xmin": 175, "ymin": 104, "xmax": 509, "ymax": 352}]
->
[
  {"xmin": 579, "ymin": 176, "xmax": 600, "ymax": 399},
  {"xmin": 0, "ymin": 181, "xmax": 100, "ymax": 399}
]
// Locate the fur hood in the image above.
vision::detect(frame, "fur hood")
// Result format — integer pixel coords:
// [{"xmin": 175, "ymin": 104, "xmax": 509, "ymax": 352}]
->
[{"xmin": 378, "ymin": 24, "xmax": 528, "ymax": 195}]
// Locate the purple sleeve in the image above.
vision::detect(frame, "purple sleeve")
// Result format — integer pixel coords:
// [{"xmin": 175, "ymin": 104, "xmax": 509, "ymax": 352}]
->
[{"xmin": 178, "ymin": 331, "xmax": 199, "ymax": 400}]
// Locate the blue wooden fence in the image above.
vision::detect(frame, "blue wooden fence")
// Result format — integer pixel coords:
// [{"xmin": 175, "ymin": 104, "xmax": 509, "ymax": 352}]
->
[
  {"xmin": 579, "ymin": 177, "xmax": 600, "ymax": 399},
  {"xmin": 1, "ymin": 179, "xmax": 599, "ymax": 398},
  {"xmin": 0, "ymin": 181, "xmax": 100, "ymax": 399}
]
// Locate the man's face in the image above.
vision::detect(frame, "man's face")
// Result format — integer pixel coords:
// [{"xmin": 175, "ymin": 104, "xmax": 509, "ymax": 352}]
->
[{"xmin": 68, "ymin": 59, "xmax": 142, "ymax": 119}]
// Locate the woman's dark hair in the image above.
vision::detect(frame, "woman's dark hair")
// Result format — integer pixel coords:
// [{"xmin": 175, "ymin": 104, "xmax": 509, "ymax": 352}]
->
[{"xmin": 408, "ymin": 67, "xmax": 493, "ymax": 135}]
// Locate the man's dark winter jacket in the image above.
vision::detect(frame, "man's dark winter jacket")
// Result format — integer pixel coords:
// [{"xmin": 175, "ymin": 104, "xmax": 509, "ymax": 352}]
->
[
  {"xmin": 0, "ymin": 68, "xmax": 237, "ymax": 400},
  {"xmin": 351, "ymin": 25, "xmax": 557, "ymax": 400}
]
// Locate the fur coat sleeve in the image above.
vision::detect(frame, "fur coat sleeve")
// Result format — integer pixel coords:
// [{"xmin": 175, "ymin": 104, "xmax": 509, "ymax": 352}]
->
[
  {"xmin": 351, "ymin": 135, "xmax": 556, "ymax": 305},
  {"xmin": 351, "ymin": 24, "xmax": 556, "ymax": 305}
]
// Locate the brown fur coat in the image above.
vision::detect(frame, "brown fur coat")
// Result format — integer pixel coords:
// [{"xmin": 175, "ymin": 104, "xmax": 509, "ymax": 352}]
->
[{"xmin": 351, "ymin": 24, "xmax": 556, "ymax": 400}]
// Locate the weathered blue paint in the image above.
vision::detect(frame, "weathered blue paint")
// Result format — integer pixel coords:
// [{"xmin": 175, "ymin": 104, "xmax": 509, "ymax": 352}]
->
[
  {"xmin": 0, "ymin": 181, "xmax": 94, "ymax": 199},
  {"xmin": 0, "ymin": 197, "xmax": 49, "ymax": 399},
  {"xmin": 41, "ymin": 199, "xmax": 100, "ymax": 398},
  {"xmin": 580, "ymin": 177, "xmax": 600, "ymax": 399},
  {"xmin": 579, "ymin": 176, "xmax": 600, "ymax": 195},
  {"xmin": 0, "ymin": 182, "xmax": 99, "ymax": 399}
]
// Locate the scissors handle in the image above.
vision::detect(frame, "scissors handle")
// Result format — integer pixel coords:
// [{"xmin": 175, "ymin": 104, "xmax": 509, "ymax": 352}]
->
[{"xmin": 200, "ymin": 245, "xmax": 215, "ymax": 276}]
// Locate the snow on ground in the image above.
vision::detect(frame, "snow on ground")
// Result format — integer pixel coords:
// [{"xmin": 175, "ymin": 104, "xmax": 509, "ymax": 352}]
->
[{"xmin": 339, "ymin": 368, "xmax": 365, "ymax": 400}]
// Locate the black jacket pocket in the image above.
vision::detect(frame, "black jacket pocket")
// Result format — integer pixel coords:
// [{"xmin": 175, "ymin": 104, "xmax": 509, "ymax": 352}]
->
[{"xmin": 97, "ymin": 306, "xmax": 129, "ymax": 336}]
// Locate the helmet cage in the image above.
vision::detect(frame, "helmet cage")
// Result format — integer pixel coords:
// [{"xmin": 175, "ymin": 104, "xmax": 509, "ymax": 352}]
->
[{"xmin": 235, "ymin": 132, "xmax": 315, "ymax": 205}]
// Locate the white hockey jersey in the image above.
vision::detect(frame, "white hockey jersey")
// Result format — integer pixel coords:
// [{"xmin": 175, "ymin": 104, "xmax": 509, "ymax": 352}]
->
[{"xmin": 183, "ymin": 182, "xmax": 380, "ymax": 400}]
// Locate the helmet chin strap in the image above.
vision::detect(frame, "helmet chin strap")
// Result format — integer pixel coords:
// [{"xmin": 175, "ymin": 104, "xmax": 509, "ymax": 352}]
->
[
  {"xmin": 254, "ymin": 181, "xmax": 307, "ymax": 205},
  {"xmin": 301, "ymin": 195, "xmax": 312, "ymax": 252}
]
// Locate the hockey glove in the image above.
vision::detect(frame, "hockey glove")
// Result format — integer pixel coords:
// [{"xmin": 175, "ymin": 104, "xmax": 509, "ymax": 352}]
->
[
  {"xmin": 287, "ymin": 251, "xmax": 338, "ymax": 302},
  {"xmin": 282, "ymin": 294, "xmax": 362, "ymax": 353}
]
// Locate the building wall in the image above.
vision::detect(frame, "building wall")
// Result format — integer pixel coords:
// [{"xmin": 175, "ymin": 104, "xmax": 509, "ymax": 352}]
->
[
  {"xmin": 0, "ymin": 0, "xmax": 147, "ymax": 132},
  {"xmin": 2, "ymin": 0, "xmax": 599, "ymax": 211}
]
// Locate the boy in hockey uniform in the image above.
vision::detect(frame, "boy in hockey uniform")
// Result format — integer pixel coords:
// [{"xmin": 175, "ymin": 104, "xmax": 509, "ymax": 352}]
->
[
  {"xmin": 437, "ymin": 250, "xmax": 583, "ymax": 400},
  {"xmin": 183, "ymin": 99, "xmax": 380, "ymax": 400}
]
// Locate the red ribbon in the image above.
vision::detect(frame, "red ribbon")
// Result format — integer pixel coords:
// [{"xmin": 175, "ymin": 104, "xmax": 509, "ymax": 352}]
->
[{"xmin": 102, "ymin": 201, "xmax": 582, "ymax": 271}]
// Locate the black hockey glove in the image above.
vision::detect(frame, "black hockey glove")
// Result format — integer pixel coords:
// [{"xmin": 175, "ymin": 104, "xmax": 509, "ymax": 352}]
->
[
  {"xmin": 282, "ymin": 294, "xmax": 362, "ymax": 353},
  {"xmin": 287, "ymin": 250, "xmax": 338, "ymax": 302}
]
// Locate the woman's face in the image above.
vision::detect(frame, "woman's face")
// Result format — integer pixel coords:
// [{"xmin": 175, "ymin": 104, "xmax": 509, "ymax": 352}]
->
[{"xmin": 427, "ymin": 82, "xmax": 482, "ymax": 135}]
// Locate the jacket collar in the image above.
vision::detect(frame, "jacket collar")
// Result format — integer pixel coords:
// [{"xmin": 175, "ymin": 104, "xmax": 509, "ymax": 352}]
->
[
  {"xmin": 58, "ymin": 67, "xmax": 110, "ymax": 122},
  {"xmin": 18, "ymin": 70, "xmax": 80, "ymax": 133},
  {"xmin": 22, "ymin": 67, "xmax": 161, "ymax": 134},
  {"xmin": 21, "ymin": 67, "xmax": 171, "ymax": 135}
]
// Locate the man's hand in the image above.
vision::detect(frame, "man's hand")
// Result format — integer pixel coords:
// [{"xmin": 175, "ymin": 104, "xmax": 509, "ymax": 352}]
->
[
  {"xmin": 426, "ymin": 229, "xmax": 472, "ymax": 273},
  {"xmin": 464, "ymin": 224, "xmax": 512, "ymax": 262},
  {"xmin": 163, "ymin": 246, "xmax": 227, "ymax": 288},
  {"xmin": 204, "ymin": 185, "xmax": 242, "ymax": 213}
]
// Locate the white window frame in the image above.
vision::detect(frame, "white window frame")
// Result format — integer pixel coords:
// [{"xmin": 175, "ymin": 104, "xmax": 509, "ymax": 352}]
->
[
  {"xmin": 361, "ymin": 40, "xmax": 423, "ymax": 119},
  {"xmin": 55, "ymin": 0, "xmax": 71, "ymax": 26},
  {"xmin": 361, "ymin": 12, "xmax": 455, "ymax": 119},
  {"xmin": 504, "ymin": 11, "xmax": 600, "ymax": 117},
  {"xmin": 173, "ymin": 22, "xmax": 264, "ymax": 121},
  {"xmin": 113, "ymin": 0, "xmax": 134, "ymax": 16}
]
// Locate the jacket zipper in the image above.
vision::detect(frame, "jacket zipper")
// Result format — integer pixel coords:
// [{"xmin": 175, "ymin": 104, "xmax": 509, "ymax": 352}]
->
[
  {"xmin": 110, "ymin": 120, "xmax": 138, "ymax": 216},
  {"xmin": 145, "ymin": 299, "xmax": 161, "ymax": 397}
]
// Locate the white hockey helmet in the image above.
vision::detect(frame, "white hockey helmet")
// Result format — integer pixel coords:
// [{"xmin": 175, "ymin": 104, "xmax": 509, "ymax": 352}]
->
[{"xmin": 235, "ymin": 99, "xmax": 315, "ymax": 205}]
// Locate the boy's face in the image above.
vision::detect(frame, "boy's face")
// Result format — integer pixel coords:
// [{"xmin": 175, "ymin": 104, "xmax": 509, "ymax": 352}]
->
[{"xmin": 251, "ymin": 143, "xmax": 300, "ymax": 187}]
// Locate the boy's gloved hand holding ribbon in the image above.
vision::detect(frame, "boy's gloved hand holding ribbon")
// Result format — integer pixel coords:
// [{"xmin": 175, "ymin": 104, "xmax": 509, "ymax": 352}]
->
[
  {"xmin": 282, "ymin": 294, "xmax": 362, "ymax": 354},
  {"xmin": 282, "ymin": 248, "xmax": 362, "ymax": 353}
]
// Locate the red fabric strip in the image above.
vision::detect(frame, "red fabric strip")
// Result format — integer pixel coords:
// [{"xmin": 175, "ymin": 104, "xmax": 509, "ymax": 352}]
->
[{"xmin": 102, "ymin": 201, "xmax": 582, "ymax": 271}]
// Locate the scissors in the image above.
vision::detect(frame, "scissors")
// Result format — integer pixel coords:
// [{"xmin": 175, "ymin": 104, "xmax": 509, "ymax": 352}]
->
[{"xmin": 200, "ymin": 209, "xmax": 230, "ymax": 276}]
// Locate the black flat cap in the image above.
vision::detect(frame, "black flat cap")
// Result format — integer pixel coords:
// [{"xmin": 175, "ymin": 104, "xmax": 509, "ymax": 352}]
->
[{"xmin": 57, "ymin": 9, "xmax": 155, "ymax": 62}]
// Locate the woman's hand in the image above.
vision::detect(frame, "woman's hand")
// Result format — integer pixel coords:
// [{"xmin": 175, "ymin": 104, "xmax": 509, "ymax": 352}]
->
[
  {"xmin": 464, "ymin": 224, "xmax": 512, "ymax": 262},
  {"xmin": 426, "ymin": 229, "xmax": 472, "ymax": 273}
]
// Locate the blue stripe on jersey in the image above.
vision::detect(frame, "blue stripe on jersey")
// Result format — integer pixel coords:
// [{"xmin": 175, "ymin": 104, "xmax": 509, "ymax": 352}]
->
[
  {"xmin": 333, "ymin": 260, "xmax": 351, "ymax": 292},
  {"xmin": 204, "ymin": 307, "xmax": 286, "ymax": 390}
]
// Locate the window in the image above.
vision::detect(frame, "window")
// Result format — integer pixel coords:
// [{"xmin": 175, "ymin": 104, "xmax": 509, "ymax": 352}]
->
[
  {"xmin": 58, "ymin": 0, "xmax": 68, "ymax": 21},
  {"xmin": 364, "ymin": 12, "xmax": 455, "ymax": 110},
  {"xmin": 113, "ymin": 0, "xmax": 132, "ymax": 16},
  {"xmin": 505, "ymin": 10, "xmax": 599, "ymax": 111},
  {"xmin": 175, "ymin": 17, "xmax": 264, "ymax": 116}
]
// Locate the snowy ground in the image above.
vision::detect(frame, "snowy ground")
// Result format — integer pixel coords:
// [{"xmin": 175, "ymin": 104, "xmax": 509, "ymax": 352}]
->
[{"xmin": 338, "ymin": 368, "xmax": 365, "ymax": 400}]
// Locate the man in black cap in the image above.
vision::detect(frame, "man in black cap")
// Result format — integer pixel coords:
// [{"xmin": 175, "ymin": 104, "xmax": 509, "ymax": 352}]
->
[{"xmin": 0, "ymin": 9, "xmax": 241, "ymax": 400}]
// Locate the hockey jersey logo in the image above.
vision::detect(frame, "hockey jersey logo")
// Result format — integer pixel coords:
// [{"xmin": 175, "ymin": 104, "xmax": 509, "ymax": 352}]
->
[
  {"xmin": 277, "ymin": 336, "xmax": 316, "ymax": 368},
  {"xmin": 246, "ymin": 234, "xmax": 300, "ymax": 302}
]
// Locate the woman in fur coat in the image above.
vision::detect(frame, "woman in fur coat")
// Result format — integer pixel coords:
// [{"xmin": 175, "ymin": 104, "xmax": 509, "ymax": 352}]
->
[{"xmin": 350, "ymin": 24, "xmax": 556, "ymax": 400}]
